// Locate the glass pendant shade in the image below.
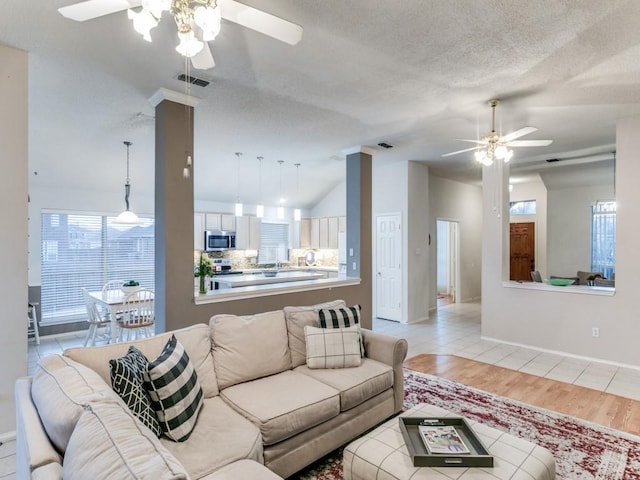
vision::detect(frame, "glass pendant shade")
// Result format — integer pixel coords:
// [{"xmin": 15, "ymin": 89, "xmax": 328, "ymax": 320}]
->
[
  {"xmin": 256, "ymin": 203, "xmax": 264, "ymax": 218},
  {"xmin": 176, "ymin": 30, "xmax": 204, "ymax": 57},
  {"xmin": 235, "ymin": 201, "xmax": 243, "ymax": 217},
  {"xmin": 128, "ymin": 8, "xmax": 158, "ymax": 42},
  {"xmin": 143, "ymin": 0, "xmax": 170, "ymax": 17},
  {"xmin": 277, "ymin": 205, "xmax": 285, "ymax": 219},
  {"xmin": 114, "ymin": 209, "xmax": 140, "ymax": 224},
  {"xmin": 194, "ymin": 5, "xmax": 222, "ymax": 41},
  {"xmin": 294, "ymin": 208, "xmax": 301, "ymax": 221}
]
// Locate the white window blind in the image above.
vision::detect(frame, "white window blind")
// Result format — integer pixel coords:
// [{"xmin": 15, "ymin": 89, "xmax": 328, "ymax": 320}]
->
[
  {"xmin": 259, "ymin": 222, "xmax": 289, "ymax": 264},
  {"xmin": 591, "ymin": 200, "xmax": 616, "ymax": 279},
  {"xmin": 40, "ymin": 212, "xmax": 154, "ymax": 324}
]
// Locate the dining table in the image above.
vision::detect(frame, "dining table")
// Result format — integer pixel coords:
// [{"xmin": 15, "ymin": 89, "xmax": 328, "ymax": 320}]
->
[{"xmin": 87, "ymin": 289, "xmax": 153, "ymax": 343}]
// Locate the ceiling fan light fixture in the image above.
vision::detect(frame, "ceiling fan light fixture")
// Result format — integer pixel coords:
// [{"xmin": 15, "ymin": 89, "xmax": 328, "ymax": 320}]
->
[
  {"xmin": 474, "ymin": 150, "xmax": 493, "ymax": 167},
  {"xmin": 143, "ymin": 0, "xmax": 171, "ymax": 17},
  {"xmin": 128, "ymin": 8, "xmax": 158, "ymax": 42},
  {"xmin": 194, "ymin": 5, "xmax": 222, "ymax": 41},
  {"xmin": 176, "ymin": 29, "xmax": 204, "ymax": 57}
]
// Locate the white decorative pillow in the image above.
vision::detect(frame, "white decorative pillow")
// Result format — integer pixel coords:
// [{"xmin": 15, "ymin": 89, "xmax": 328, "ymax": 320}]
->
[
  {"xmin": 304, "ymin": 325, "xmax": 362, "ymax": 369},
  {"xmin": 143, "ymin": 335, "xmax": 203, "ymax": 442},
  {"xmin": 318, "ymin": 305, "xmax": 365, "ymax": 357}
]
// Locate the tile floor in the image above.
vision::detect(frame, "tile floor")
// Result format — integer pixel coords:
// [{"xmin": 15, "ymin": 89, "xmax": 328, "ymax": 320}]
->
[{"xmin": 4, "ymin": 300, "xmax": 639, "ymax": 479}]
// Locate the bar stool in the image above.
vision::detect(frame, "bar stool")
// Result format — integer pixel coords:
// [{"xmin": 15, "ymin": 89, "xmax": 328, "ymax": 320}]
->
[{"xmin": 28, "ymin": 302, "xmax": 40, "ymax": 345}]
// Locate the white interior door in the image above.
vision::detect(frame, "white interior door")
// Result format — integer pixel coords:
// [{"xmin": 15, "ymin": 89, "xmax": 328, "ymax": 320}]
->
[{"xmin": 376, "ymin": 214, "xmax": 402, "ymax": 321}]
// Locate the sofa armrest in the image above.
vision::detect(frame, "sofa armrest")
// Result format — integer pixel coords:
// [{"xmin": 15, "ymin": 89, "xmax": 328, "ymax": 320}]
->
[
  {"xmin": 15, "ymin": 377, "xmax": 63, "ymax": 480},
  {"xmin": 361, "ymin": 329, "xmax": 407, "ymax": 413}
]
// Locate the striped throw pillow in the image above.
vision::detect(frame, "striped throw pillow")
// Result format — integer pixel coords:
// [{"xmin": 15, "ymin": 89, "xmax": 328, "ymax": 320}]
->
[
  {"xmin": 318, "ymin": 305, "xmax": 365, "ymax": 356},
  {"xmin": 143, "ymin": 335, "xmax": 203, "ymax": 442},
  {"xmin": 304, "ymin": 325, "xmax": 362, "ymax": 369}
]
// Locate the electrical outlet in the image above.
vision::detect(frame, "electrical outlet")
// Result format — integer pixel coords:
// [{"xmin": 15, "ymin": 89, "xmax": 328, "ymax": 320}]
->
[{"xmin": 592, "ymin": 327, "xmax": 600, "ymax": 338}]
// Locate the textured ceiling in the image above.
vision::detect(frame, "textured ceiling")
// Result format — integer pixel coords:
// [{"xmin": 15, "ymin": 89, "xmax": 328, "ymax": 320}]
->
[{"xmin": 1, "ymin": 0, "xmax": 638, "ymax": 210}]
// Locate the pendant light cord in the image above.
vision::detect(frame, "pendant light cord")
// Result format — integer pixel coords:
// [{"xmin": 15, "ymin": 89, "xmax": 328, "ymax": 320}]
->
[{"xmin": 124, "ymin": 141, "xmax": 132, "ymax": 211}]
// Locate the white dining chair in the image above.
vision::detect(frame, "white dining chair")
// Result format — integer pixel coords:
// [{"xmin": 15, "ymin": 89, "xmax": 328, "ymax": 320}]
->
[
  {"xmin": 119, "ymin": 288, "xmax": 155, "ymax": 341},
  {"xmin": 102, "ymin": 279, "xmax": 125, "ymax": 296},
  {"xmin": 82, "ymin": 288, "xmax": 111, "ymax": 346}
]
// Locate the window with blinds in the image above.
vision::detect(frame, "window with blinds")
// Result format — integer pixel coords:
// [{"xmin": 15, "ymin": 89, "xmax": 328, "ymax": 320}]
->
[
  {"xmin": 40, "ymin": 212, "xmax": 154, "ymax": 324},
  {"xmin": 591, "ymin": 200, "xmax": 616, "ymax": 280},
  {"xmin": 258, "ymin": 222, "xmax": 289, "ymax": 265}
]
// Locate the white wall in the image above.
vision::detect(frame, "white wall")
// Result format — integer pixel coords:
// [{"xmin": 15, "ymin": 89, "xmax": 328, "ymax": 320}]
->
[
  {"xmin": 1, "ymin": 45, "xmax": 28, "ymax": 437},
  {"xmin": 509, "ymin": 178, "xmax": 548, "ymax": 279},
  {"xmin": 429, "ymin": 175, "xmax": 483, "ymax": 307},
  {"xmin": 407, "ymin": 162, "xmax": 430, "ymax": 323},
  {"xmin": 482, "ymin": 115, "xmax": 640, "ymax": 367},
  {"xmin": 309, "ymin": 180, "xmax": 346, "ymax": 217},
  {"xmin": 546, "ymin": 184, "xmax": 613, "ymax": 277},
  {"xmin": 372, "ymin": 158, "xmax": 408, "ymax": 321}
]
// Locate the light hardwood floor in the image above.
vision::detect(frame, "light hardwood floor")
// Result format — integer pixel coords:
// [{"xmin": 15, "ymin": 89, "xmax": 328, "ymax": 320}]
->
[{"xmin": 405, "ymin": 354, "xmax": 640, "ymax": 436}]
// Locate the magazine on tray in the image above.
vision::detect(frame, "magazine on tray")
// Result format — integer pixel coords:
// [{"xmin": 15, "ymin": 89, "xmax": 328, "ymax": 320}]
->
[{"xmin": 418, "ymin": 424, "xmax": 470, "ymax": 454}]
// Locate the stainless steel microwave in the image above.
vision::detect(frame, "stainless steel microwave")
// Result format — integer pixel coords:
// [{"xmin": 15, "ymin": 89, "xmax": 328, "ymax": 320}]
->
[{"xmin": 204, "ymin": 230, "xmax": 236, "ymax": 251}]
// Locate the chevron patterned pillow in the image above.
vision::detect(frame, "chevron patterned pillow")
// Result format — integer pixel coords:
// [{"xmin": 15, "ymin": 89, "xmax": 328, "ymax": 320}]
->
[{"xmin": 109, "ymin": 346, "xmax": 162, "ymax": 437}]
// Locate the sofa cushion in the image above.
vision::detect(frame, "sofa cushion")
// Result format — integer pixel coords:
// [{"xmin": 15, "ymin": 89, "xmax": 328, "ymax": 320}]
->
[
  {"xmin": 220, "ymin": 370, "xmax": 340, "ymax": 446},
  {"xmin": 31, "ymin": 354, "xmax": 120, "ymax": 454},
  {"xmin": 144, "ymin": 335, "xmax": 203, "ymax": 442},
  {"xmin": 161, "ymin": 397, "xmax": 263, "ymax": 479},
  {"xmin": 295, "ymin": 357, "xmax": 394, "ymax": 411},
  {"xmin": 109, "ymin": 346, "xmax": 162, "ymax": 437},
  {"xmin": 318, "ymin": 305, "xmax": 365, "ymax": 356},
  {"xmin": 210, "ymin": 310, "xmax": 291, "ymax": 389},
  {"xmin": 283, "ymin": 299, "xmax": 346, "ymax": 368},
  {"xmin": 62, "ymin": 402, "xmax": 188, "ymax": 480},
  {"xmin": 202, "ymin": 460, "xmax": 282, "ymax": 480},
  {"xmin": 304, "ymin": 325, "xmax": 362, "ymax": 369},
  {"xmin": 65, "ymin": 324, "xmax": 219, "ymax": 398}
]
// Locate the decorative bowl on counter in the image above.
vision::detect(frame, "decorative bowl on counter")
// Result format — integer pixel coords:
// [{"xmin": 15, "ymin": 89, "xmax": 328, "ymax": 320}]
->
[
  {"xmin": 545, "ymin": 278, "xmax": 574, "ymax": 287},
  {"xmin": 263, "ymin": 271, "xmax": 278, "ymax": 277}
]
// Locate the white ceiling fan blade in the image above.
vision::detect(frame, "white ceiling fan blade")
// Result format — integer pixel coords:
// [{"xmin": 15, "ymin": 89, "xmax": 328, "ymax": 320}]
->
[
  {"xmin": 442, "ymin": 146, "xmax": 479, "ymax": 157},
  {"xmin": 508, "ymin": 139, "xmax": 554, "ymax": 147},
  {"xmin": 218, "ymin": 0, "xmax": 303, "ymax": 45},
  {"xmin": 457, "ymin": 138, "xmax": 489, "ymax": 145},
  {"xmin": 58, "ymin": 0, "xmax": 141, "ymax": 21},
  {"xmin": 501, "ymin": 126, "xmax": 538, "ymax": 142},
  {"xmin": 191, "ymin": 43, "xmax": 215, "ymax": 70}
]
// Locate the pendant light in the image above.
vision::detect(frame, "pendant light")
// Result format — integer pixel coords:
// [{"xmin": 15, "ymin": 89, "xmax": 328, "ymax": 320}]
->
[
  {"xmin": 294, "ymin": 163, "xmax": 301, "ymax": 221},
  {"xmin": 114, "ymin": 141, "xmax": 140, "ymax": 224},
  {"xmin": 234, "ymin": 152, "xmax": 243, "ymax": 217},
  {"xmin": 256, "ymin": 156, "xmax": 264, "ymax": 218},
  {"xmin": 277, "ymin": 160, "xmax": 285, "ymax": 219}
]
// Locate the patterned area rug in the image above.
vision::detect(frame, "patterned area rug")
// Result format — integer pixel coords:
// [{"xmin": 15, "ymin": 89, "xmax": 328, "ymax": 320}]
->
[{"xmin": 293, "ymin": 370, "xmax": 640, "ymax": 479}]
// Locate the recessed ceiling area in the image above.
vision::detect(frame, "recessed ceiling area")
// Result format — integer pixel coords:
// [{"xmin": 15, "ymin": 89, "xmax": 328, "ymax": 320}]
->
[{"xmin": 2, "ymin": 1, "xmax": 639, "ymax": 210}]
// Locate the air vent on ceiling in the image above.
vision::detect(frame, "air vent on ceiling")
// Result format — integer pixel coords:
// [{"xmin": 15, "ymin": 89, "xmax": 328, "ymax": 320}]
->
[
  {"xmin": 177, "ymin": 73, "xmax": 210, "ymax": 87},
  {"xmin": 377, "ymin": 142, "xmax": 393, "ymax": 149}
]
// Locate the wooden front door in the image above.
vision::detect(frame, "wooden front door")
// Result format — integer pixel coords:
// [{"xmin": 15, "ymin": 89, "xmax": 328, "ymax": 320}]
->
[{"xmin": 510, "ymin": 222, "xmax": 535, "ymax": 281}]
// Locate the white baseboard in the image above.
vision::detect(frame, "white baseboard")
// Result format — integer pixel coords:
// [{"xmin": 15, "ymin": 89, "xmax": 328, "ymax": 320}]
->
[
  {"xmin": 0, "ymin": 431, "xmax": 16, "ymax": 443},
  {"xmin": 481, "ymin": 335, "xmax": 640, "ymax": 371}
]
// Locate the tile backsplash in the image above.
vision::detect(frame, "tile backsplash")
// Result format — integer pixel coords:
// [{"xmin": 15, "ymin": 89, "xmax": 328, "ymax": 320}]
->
[{"xmin": 198, "ymin": 248, "xmax": 339, "ymax": 271}]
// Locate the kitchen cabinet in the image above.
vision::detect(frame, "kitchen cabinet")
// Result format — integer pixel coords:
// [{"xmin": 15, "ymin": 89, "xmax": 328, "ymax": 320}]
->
[
  {"xmin": 319, "ymin": 217, "xmax": 329, "ymax": 249},
  {"xmin": 205, "ymin": 213, "xmax": 236, "ymax": 232},
  {"xmin": 235, "ymin": 215, "xmax": 262, "ymax": 250},
  {"xmin": 194, "ymin": 213, "xmax": 204, "ymax": 250},
  {"xmin": 339, "ymin": 216, "xmax": 346, "ymax": 233},
  {"xmin": 310, "ymin": 218, "xmax": 320, "ymax": 249},
  {"xmin": 328, "ymin": 217, "xmax": 339, "ymax": 249},
  {"xmin": 299, "ymin": 218, "xmax": 311, "ymax": 249}
]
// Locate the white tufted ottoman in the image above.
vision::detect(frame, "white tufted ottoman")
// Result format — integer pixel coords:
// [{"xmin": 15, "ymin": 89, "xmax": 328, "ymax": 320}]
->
[{"xmin": 343, "ymin": 403, "xmax": 556, "ymax": 480}]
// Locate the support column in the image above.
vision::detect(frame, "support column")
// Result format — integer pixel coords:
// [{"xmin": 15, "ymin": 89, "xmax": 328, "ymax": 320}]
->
[
  {"xmin": 345, "ymin": 147, "xmax": 373, "ymax": 320},
  {"xmin": 150, "ymin": 89, "xmax": 199, "ymax": 333},
  {"xmin": 0, "ymin": 45, "xmax": 28, "ymax": 436}
]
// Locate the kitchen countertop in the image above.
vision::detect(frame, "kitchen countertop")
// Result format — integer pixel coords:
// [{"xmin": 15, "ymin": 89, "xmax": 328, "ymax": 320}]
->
[
  {"xmin": 214, "ymin": 271, "xmax": 326, "ymax": 288},
  {"xmin": 194, "ymin": 274, "xmax": 360, "ymax": 304}
]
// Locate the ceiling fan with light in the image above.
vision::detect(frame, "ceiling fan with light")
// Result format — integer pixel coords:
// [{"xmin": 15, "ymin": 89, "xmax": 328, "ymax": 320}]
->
[
  {"xmin": 442, "ymin": 99, "xmax": 553, "ymax": 166},
  {"xmin": 58, "ymin": 0, "xmax": 303, "ymax": 70}
]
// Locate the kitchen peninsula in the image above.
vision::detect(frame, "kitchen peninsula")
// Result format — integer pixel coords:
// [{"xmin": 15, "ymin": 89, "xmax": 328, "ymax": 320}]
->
[{"xmin": 194, "ymin": 270, "xmax": 359, "ymax": 304}]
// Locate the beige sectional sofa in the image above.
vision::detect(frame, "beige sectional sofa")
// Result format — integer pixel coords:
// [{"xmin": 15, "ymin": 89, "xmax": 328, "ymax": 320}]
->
[{"xmin": 15, "ymin": 300, "xmax": 408, "ymax": 479}]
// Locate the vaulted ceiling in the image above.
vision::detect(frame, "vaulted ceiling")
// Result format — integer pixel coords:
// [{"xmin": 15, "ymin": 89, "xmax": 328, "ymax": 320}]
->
[{"xmin": 2, "ymin": 0, "xmax": 638, "ymax": 210}]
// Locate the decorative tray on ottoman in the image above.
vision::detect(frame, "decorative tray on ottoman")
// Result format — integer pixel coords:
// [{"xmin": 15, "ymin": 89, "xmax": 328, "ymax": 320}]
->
[{"xmin": 398, "ymin": 416, "xmax": 494, "ymax": 468}]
